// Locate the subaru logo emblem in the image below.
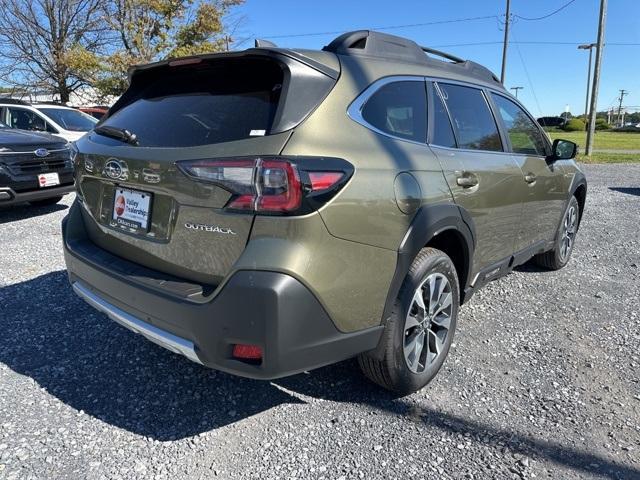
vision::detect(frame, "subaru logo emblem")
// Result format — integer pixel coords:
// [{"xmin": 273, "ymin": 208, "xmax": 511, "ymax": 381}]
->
[
  {"xmin": 103, "ymin": 158, "xmax": 128, "ymax": 180},
  {"xmin": 34, "ymin": 148, "xmax": 49, "ymax": 158}
]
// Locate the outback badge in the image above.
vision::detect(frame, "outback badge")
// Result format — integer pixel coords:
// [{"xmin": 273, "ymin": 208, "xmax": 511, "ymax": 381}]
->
[{"xmin": 184, "ymin": 223, "xmax": 236, "ymax": 235}]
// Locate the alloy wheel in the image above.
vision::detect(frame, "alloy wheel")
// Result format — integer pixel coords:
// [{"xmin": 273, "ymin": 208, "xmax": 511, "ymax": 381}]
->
[
  {"xmin": 560, "ymin": 204, "xmax": 578, "ymax": 262},
  {"xmin": 403, "ymin": 273, "xmax": 453, "ymax": 374}
]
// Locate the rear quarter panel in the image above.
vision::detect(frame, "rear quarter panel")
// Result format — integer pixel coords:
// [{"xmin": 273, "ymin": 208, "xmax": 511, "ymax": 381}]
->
[
  {"xmin": 282, "ymin": 56, "xmax": 453, "ymax": 251},
  {"xmin": 275, "ymin": 56, "xmax": 454, "ymax": 331}
]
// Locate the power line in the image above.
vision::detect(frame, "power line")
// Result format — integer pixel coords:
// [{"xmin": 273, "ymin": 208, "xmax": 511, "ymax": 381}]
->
[
  {"xmin": 514, "ymin": 0, "xmax": 578, "ymax": 21},
  {"xmin": 512, "ymin": 30, "xmax": 543, "ymax": 117},
  {"xmin": 431, "ymin": 41, "xmax": 640, "ymax": 47},
  {"xmin": 259, "ymin": 15, "xmax": 499, "ymax": 39}
]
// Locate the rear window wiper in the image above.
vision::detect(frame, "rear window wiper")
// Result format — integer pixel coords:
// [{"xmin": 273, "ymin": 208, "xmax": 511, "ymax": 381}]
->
[{"xmin": 94, "ymin": 125, "xmax": 139, "ymax": 145}]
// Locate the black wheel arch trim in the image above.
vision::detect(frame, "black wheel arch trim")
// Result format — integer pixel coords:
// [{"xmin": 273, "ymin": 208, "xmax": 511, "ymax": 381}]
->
[
  {"xmin": 568, "ymin": 171, "xmax": 587, "ymax": 226},
  {"xmin": 380, "ymin": 203, "xmax": 475, "ymax": 326}
]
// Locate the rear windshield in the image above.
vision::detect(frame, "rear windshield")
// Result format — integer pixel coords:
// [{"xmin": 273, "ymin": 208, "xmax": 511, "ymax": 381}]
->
[
  {"xmin": 102, "ymin": 58, "xmax": 284, "ymax": 148},
  {"xmin": 36, "ymin": 107, "xmax": 98, "ymax": 131}
]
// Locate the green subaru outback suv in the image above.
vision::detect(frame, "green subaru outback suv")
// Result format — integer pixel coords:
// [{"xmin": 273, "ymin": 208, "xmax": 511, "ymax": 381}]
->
[{"xmin": 63, "ymin": 31, "xmax": 586, "ymax": 394}]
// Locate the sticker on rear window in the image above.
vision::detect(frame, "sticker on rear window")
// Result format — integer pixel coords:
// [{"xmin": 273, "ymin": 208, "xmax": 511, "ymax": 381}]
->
[{"xmin": 250, "ymin": 129, "xmax": 266, "ymax": 136}]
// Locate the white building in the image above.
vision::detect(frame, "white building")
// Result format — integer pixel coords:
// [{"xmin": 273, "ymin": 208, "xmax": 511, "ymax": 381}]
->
[{"xmin": 1, "ymin": 86, "xmax": 117, "ymax": 107}]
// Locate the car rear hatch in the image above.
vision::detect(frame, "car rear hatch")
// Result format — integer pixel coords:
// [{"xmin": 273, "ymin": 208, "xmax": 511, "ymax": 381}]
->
[{"xmin": 74, "ymin": 50, "xmax": 339, "ymax": 286}]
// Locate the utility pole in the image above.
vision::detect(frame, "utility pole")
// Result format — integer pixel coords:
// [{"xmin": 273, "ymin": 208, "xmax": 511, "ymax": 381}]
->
[
  {"xmin": 586, "ymin": 0, "xmax": 607, "ymax": 156},
  {"xmin": 617, "ymin": 89, "xmax": 628, "ymax": 126},
  {"xmin": 510, "ymin": 86, "xmax": 523, "ymax": 98},
  {"xmin": 578, "ymin": 43, "xmax": 596, "ymax": 128},
  {"xmin": 500, "ymin": 0, "xmax": 511, "ymax": 83}
]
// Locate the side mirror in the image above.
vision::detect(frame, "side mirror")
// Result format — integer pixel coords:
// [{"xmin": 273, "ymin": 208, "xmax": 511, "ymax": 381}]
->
[{"xmin": 550, "ymin": 139, "xmax": 577, "ymax": 161}]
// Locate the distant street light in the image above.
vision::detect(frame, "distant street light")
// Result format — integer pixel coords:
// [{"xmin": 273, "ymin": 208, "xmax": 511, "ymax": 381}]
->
[
  {"xmin": 510, "ymin": 86, "xmax": 523, "ymax": 99},
  {"xmin": 578, "ymin": 43, "xmax": 597, "ymax": 129}
]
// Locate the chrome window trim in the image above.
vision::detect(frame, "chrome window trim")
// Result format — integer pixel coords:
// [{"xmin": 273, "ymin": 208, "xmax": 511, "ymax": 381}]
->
[
  {"xmin": 428, "ymin": 143, "xmax": 515, "ymax": 157},
  {"xmin": 348, "ymin": 74, "xmax": 546, "ymax": 157},
  {"xmin": 347, "ymin": 75, "xmax": 429, "ymax": 147}
]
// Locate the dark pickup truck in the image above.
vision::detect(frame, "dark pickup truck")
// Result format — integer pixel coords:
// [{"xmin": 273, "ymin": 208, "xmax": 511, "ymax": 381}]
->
[{"xmin": 0, "ymin": 121, "xmax": 74, "ymax": 207}]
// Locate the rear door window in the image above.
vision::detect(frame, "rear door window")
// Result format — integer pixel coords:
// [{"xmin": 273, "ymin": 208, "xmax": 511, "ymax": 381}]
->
[
  {"xmin": 101, "ymin": 58, "xmax": 284, "ymax": 148},
  {"xmin": 491, "ymin": 94, "xmax": 547, "ymax": 156},
  {"xmin": 361, "ymin": 80, "xmax": 427, "ymax": 143},
  {"xmin": 437, "ymin": 83, "xmax": 502, "ymax": 152}
]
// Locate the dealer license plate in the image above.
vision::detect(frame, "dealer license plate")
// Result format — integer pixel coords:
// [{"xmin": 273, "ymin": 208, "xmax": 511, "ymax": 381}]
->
[
  {"xmin": 112, "ymin": 187, "xmax": 152, "ymax": 231},
  {"xmin": 38, "ymin": 173, "xmax": 60, "ymax": 187}
]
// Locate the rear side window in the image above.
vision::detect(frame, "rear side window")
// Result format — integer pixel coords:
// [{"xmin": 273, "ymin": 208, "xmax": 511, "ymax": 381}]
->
[
  {"xmin": 429, "ymin": 83, "xmax": 456, "ymax": 148},
  {"xmin": 361, "ymin": 81, "xmax": 427, "ymax": 143},
  {"xmin": 6, "ymin": 107, "xmax": 50, "ymax": 132},
  {"xmin": 101, "ymin": 58, "xmax": 284, "ymax": 147},
  {"xmin": 491, "ymin": 94, "xmax": 547, "ymax": 156},
  {"xmin": 438, "ymin": 83, "xmax": 502, "ymax": 152}
]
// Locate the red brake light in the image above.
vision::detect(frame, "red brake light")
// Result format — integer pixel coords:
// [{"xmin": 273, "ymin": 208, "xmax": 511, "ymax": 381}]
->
[
  {"xmin": 228, "ymin": 194, "xmax": 254, "ymax": 210},
  {"xmin": 168, "ymin": 58, "xmax": 203, "ymax": 67},
  {"xmin": 177, "ymin": 156, "xmax": 352, "ymax": 215},
  {"xmin": 257, "ymin": 160, "xmax": 302, "ymax": 212},
  {"xmin": 308, "ymin": 172, "xmax": 344, "ymax": 191}
]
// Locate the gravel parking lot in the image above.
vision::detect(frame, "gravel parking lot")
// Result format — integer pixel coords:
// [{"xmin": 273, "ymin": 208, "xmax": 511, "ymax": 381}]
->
[{"xmin": 1, "ymin": 163, "xmax": 639, "ymax": 480}]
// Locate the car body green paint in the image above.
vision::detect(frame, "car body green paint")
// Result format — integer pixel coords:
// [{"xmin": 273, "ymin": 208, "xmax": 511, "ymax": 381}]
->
[{"xmin": 64, "ymin": 31, "xmax": 585, "ymax": 378}]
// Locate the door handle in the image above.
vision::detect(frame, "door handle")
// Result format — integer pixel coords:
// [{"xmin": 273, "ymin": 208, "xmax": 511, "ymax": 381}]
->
[
  {"xmin": 456, "ymin": 173, "xmax": 479, "ymax": 188},
  {"xmin": 524, "ymin": 173, "xmax": 537, "ymax": 184}
]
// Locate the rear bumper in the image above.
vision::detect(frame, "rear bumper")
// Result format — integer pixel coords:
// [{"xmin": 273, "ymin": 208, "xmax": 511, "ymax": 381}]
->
[
  {"xmin": 63, "ymin": 201, "xmax": 382, "ymax": 379},
  {"xmin": 0, "ymin": 183, "xmax": 75, "ymax": 205}
]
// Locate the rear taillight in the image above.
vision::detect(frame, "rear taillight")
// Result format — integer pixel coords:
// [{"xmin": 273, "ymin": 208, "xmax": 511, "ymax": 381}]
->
[
  {"xmin": 177, "ymin": 157, "xmax": 352, "ymax": 215},
  {"xmin": 308, "ymin": 172, "xmax": 344, "ymax": 190}
]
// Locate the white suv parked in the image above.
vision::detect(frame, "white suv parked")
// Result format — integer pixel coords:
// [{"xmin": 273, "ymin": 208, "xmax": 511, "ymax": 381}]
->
[{"xmin": 0, "ymin": 99, "xmax": 98, "ymax": 142}]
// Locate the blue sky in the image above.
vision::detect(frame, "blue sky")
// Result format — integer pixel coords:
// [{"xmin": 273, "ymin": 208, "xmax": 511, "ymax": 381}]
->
[{"xmin": 235, "ymin": 0, "xmax": 640, "ymax": 117}]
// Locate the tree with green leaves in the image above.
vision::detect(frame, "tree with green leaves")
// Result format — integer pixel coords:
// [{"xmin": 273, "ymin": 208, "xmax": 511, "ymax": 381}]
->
[
  {"xmin": 0, "ymin": 0, "xmax": 244, "ymax": 102},
  {"xmin": 0, "ymin": 0, "xmax": 107, "ymax": 103},
  {"xmin": 79, "ymin": 0, "xmax": 244, "ymax": 97}
]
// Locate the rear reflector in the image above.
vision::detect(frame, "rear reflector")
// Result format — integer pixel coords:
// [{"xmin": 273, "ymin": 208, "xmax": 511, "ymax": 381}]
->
[{"xmin": 232, "ymin": 344, "xmax": 263, "ymax": 360}]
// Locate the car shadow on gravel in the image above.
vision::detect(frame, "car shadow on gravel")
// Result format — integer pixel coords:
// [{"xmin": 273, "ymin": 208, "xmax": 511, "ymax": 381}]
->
[
  {"xmin": 0, "ymin": 202, "xmax": 68, "ymax": 224},
  {"xmin": 2, "ymin": 271, "xmax": 638, "ymax": 479},
  {"xmin": 513, "ymin": 262, "xmax": 548, "ymax": 274},
  {"xmin": 278, "ymin": 372, "xmax": 640, "ymax": 480},
  {"xmin": 0, "ymin": 270, "xmax": 305, "ymax": 441},
  {"xmin": 609, "ymin": 186, "xmax": 640, "ymax": 197}
]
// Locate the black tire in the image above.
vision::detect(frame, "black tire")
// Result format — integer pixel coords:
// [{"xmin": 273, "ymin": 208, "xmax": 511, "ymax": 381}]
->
[
  {"xmin": 534, "ymin": 196, "xmax": 580, "ymax": 270},
  {"xmin": 358, "ymin": 247, "xmax": 459, "ymax": 395},
  {"xmin": 29, "ymin": 196, "xmax": 63, "ymax": 207}
]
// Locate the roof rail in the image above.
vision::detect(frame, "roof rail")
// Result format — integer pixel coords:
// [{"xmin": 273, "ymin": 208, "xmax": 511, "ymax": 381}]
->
[
  {"xmin": 323, "ymin": 30, "xmax": 501, "ymax": 85},
  {"xmin": 0, "ymin": 97, "xmax": 30, "ymax": 105},
  {"xmin": 420, "ymin": 46, "xmax": 464, "ymax": 64}
]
